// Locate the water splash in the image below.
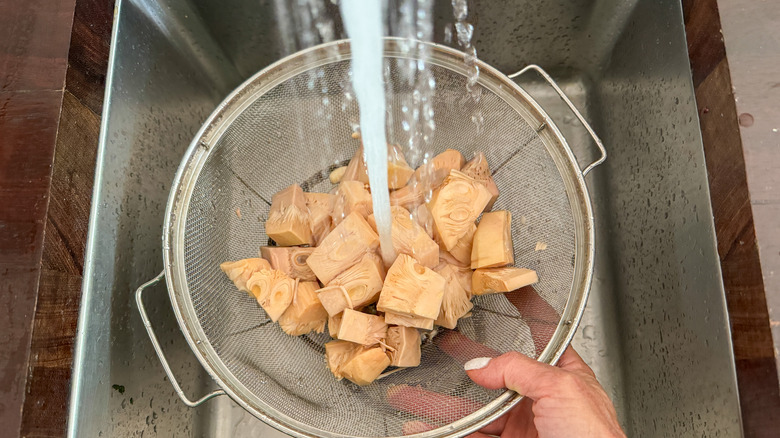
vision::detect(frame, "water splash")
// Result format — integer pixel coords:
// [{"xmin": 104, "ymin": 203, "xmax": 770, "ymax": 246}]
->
[
  {"xmin": 451, "ymin": 0, "xmax": 483, "ymax": 131},
  {"xmin": 340, "ymin": 0, "xmax": 395, "ymax": 264}
]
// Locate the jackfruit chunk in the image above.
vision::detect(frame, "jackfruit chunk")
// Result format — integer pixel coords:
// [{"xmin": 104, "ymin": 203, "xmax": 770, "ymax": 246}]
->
[
  {"xmin": 412, "ymin": 149, "xmax": 466, "ymax": 184},
  {"xmin": 260, "ymin": 246, "xmax": 317, "ymax": 281},
  {"xmin": 265, "ymin": 184, "xmax": 313, "ymax": 246},
  {"xmin": 386, "ymin": 145, "xmax": 415, "ymax": 189},
  {"xmin": 338, "ymin": 308, "xmax": 388, "ymax": 346},
  {"xmin": 341, "ymin": 146, "xmax": 368, "ymax": 183},
  {"xmin": 368, "ymin": 206, "xmax": 439, "ymax": 268},
  {"xmin": 377, "ymin": 254, "xmax": 446, "ymax": 320},
  {"xmin": 461, "ymin": 152, "xmax": 499, "ymax": 211},
  {"xmin": 325, "ymin": 340, "xmax": 390, "ymax": 386},
  {"xmin": 305, "ymin": 192, "xmax": 334, "ymax": 245},
  {"xmin": 384, "ymin": 311, "xmax": 434, "ymax": 330},
  {"xmin": 472, "ymin": 267, "xmax": 538, "ymax": 295},
  {"xmin": 340, "ymin": 347, "xmax": 391, "ymax": 386},
  {"xmin": 453, "ymin": 266, "xmax": 474, "ymax": 297},
  {"xmin": 245, "ymin": 269, "xmax": 296, "ymax": 322},
  {"xmin": 385, "ymin": 326, "xmax": 421, "ymax": 367},
  {"xmin": 318, "ymin": 253, "xmax": 385, "ymax": 316},
  {"xmin": 278, "ymin": 281, "xmax": 328, "ymax": 335},
  {"xmin": 434, "ymin": 264, "xmax": 474, "ymax": 329},
  {"xmin": 389, "ymin": 167, "xmax": 449, "ymax": 209},
  {"xmin": 331, "ymin": 180, "xmax": 373, "ymax": 225},
  {"xmin": 307, "ymin": 212, "xmax": 380, "ymax": 284},
  {"xmin": 341, "ymin": 144, "xmax": 414, "ymax": 189},
  {"xmin": 428, "ymin": 170, "xmax": 492, "ymax": 251},
  {"xmin": 328, "ymin": 312, "xmax": 343, "ymax": 338},
  {"xmin": 471, "ymin": 210, "xmax": 514, "ymax": 269},
  {"xmin": 439, "ymin": 222, "xmax": 475, "ymax": 267},
  {"xmin": 412, "ymin": 204, "xmax": 435, "ymax": 238},
  {"xmin": 220, "ymin": 258, "xmax": 271, "ymax": 293},
  {"xmin": 389, "ymin": 149, "xmax": 462, "ymax": 210},
  {"xmin": 317, "ymin": 285, "xmax": 352, "ymax": 317}
]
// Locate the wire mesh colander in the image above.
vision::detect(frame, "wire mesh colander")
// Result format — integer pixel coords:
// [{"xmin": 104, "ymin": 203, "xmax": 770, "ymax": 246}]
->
[{"xmin": 136, "ymin": 38, "xmax": 605, "ymax": 438}]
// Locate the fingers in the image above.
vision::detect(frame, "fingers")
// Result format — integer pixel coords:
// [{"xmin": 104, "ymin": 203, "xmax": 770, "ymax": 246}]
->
[
  {"xmin": 465, "ymin": 352, "xmax": 560, "ymax": 400},
  {"xmin": 387, "ymin": 384, "xmax": 484, "ymax": 424}
]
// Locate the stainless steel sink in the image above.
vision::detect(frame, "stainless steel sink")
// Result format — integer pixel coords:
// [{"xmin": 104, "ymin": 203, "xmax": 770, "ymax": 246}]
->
[{"xmin": 68, "ymin": 0, "xmax": 743, "ymax": 436}]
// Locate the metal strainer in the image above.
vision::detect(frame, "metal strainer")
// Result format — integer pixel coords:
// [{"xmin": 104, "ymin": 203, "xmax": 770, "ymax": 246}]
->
[{"xmin": 136, "ymin": 38, "xmax": 605, "ymax": 438}]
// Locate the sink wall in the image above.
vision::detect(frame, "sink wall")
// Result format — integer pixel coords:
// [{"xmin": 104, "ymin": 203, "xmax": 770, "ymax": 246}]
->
[{"xmin": 68, "ymin": 0, "xmax": 742, "ymax": 436}]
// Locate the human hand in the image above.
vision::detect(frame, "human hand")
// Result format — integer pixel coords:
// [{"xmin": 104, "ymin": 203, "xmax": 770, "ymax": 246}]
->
[{"xmin": 464, "ymin": 346, "xmax": 625, "ymax": 438}]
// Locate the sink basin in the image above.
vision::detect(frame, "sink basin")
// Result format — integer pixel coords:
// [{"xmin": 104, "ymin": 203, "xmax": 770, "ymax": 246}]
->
[{"xmin": 69, "ymin": 0, "xmax": 743, "ymax": 436}]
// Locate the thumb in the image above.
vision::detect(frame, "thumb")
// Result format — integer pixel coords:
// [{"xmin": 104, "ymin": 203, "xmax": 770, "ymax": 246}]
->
[{"xmin": 464, "ymin": 352, "xmax": 561, "ymax": 400}]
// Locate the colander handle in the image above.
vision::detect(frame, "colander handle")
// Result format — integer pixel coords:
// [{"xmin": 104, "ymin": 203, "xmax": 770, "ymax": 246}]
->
[
  {"xmin": 135, "ymin": 271, "xmax": 226, "ymax": 407},
  {"xmin": 508, "ymin": 64, "xmax": 607, "ymax": 176}
]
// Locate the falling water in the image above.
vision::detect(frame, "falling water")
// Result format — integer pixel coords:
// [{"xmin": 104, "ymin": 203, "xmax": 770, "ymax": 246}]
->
[
  {"xmin": 451, "ymin": 0, "xmax": 483, "ymax": 130},
  {"xmin": 340, "ymin": 0, "xmax": 396, "ymax": 264}
]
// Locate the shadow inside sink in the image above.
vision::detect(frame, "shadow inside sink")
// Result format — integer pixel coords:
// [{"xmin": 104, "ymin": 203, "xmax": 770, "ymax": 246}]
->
[{"xmin": 69, "ymin": 0, "xmax": 742, "ymax": 436}]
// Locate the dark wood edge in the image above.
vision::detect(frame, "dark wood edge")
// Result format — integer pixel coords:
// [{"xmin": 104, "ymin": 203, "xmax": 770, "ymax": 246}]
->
[
  {"xmin": 683, "ymin": 1, "xmax": 780, "ymax": 437},
  {"xmin": 18, "ymin": 0, "xmax": 114, "ymax": 437},
  {"xmin": 11, "ymin": 1, "xmax": 780, "ymax": 437}
]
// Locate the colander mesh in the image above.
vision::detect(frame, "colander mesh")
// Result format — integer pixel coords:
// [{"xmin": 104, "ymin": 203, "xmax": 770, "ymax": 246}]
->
[{"xmin": 180, "ymin": 56, "xmax": 576, "ymax": 437}]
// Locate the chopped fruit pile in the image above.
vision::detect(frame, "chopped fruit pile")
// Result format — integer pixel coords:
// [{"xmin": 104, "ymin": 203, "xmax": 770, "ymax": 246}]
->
[{"xmin": 220, "ymin": 147, "xmax": 538, "ymax": 386}]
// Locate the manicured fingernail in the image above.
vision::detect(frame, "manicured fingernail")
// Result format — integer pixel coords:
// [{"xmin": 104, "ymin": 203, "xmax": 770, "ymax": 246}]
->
[{"xmin": 464, "ymin": 357, "xmax": 492, "ymax": 371}]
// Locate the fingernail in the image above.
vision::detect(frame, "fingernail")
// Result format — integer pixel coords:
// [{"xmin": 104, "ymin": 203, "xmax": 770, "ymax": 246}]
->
[{"xmin": 464, "ymin": 357, "xmax": 492, "ymax": 371}]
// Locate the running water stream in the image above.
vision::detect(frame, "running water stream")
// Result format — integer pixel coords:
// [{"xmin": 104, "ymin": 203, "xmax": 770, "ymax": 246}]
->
[{"xmin": 339, "ymin": 0, "xmax": 396, "ymax": 264}]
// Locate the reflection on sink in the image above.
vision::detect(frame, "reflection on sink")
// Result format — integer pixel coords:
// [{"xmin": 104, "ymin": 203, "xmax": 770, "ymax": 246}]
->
[{"xmin": 68, "ymin": 0, "xmax": 742, "ymax": 436}]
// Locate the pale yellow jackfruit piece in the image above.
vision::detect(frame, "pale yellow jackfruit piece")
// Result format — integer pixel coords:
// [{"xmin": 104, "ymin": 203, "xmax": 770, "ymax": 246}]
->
[
  {"xmin": 260, "ymin": 246, "xmax": 316, "ymax": 281},
  {"xmin": 383, "ymin": 311, "xmax": 434, "ymax": 330},
  {"xmin": 278, "ymin": 281, "xmax": 328, "ymax": 336},
  {"xmin": 325, "ymin": 340, "xmax": 391, "ymax": 386},
  {"xmin": 340, "ymin": 347, "xmax": 391, "ymax": 386},
  {"xmin": 438, "ymin": 222, "xmax": 476, "ymax": 267},
  {"xmin": 307, "ymin": 212, "xmax": 380, "ymax": 284},
  {"xmin": 245, "ymin": 269, "xmax": 296, "ymax": 322},
  {"xmin": 472, "ymin": 267, "xmax": 538, "ymax": 295},
  {"xmin": 220, "ymin": 258, "xmax": 271, "ymax": 293},
  {"xmin": 328, "ymin": 312, "xmax": 343, "ymax": 338},
  {"xmin": 428, "ymin": 170, "xmax": 492, "ymax": 251},
  {"xmin": 434, "ymin": 263, "xmax": 474, "ymax": 329},
  {"xmin": 317, "ymin": 253, "xmax": 386, "ymax": 316},
  {"xmin": 471, "ymin": 210, "xmax": 514, "ymax": 269},
  {"xmin": 377, "ymin": 254, "xmax": 446, "ymax": 320},
  {"xmin": 389, "ymin": 167, "xmax": 449, "ymax": 209},
  {"xmin": 331, "ymin": 180, "xmax": 373, "ymax": 225},
  {"xmin": 386, "ymin": 145, "xmax": 415, "ymax": 189},
  {"xmin": 338, "ymin": 308, "xmax": 388, "ymax": 346},
  {"xmin": 325, "ymin": 340, "xmax": 355, "ymax": 379},
  {"xmin": 385, "ymin": 326, "xmax": 421, "ymax": 367},
  {"xmin": 342, "ymin": 144, "xmax": 414, "ymax": 189},
  {"xmin": 317, "ymin": 285, "xmax": 352, "ymax": 317},
  {"xmin": 304, "ymin": 192, "xmax": 334, "ymax": 245},
  {"xmin": 367, "ymin": 206, "xmax": 439, "ymax": 269},
  {"xmin": 341, "ymin": 146, "xmax": 368, "ymax": 183},
  {"xmin": 265, "ymin": 184, "xmax": 313, "ymax": 246},
  {"xmin": 412, "ymin": 149, "xmax": 466, "ymax": 183},
  {"xmin": 412, "ymin": 204, "xmax": 435, "ymax": 238},
  {"xmin": 461, "ymin": 152, "xmax": 499, "ymax": 211}
]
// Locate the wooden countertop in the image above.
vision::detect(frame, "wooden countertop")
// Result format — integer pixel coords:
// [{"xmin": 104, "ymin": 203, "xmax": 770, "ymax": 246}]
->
[{"xmin": 1, "ymin": 0, "xmax": 778, "ymax": 436}]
